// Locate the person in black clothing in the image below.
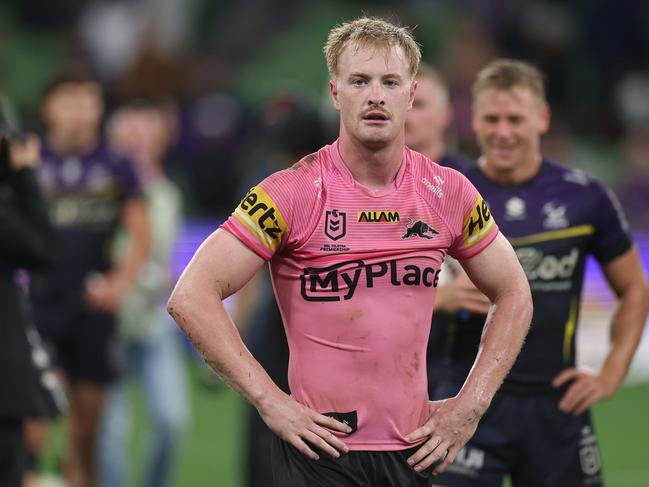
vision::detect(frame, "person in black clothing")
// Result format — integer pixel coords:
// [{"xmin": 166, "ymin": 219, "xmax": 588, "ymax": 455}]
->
[{"xmin": 0, "ymin": 132, "xmax": 55, "ymax": 486}]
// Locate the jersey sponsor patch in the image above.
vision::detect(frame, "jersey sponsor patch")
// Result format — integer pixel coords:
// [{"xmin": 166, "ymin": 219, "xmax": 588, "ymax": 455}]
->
[
  {"xmin": 357, "ymin": 210, "xmax": 400, "ymax": 223},
  {"xmin": 463, "ymin": 194, "xmax": 495, "ymax": 248},
  {"xmin": 233, "ymin": 186, "xmax": 287, "ymax": 252}
]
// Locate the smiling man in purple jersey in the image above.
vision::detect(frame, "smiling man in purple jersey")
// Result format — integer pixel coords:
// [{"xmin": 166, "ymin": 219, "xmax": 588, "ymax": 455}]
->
[
  {"xmin": 432, "ymin": 59, "xmax": 649, "ymax": 487},
  {"xmin": 168, "ymin": 18, "xmax": 532, "ymax": 487}
]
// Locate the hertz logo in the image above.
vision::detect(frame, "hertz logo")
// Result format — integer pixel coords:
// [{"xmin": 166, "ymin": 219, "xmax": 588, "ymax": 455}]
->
[
  {"xmin": 357, "ymin": 210, "xmax": 400, "ymax": 223},
  {"xmin": 234, "ymin": 186, "xmax": 287, "ymax": 251},
  {"xmin": 463, "ymin": 195, "xmax": 494, "ymax": 248}
]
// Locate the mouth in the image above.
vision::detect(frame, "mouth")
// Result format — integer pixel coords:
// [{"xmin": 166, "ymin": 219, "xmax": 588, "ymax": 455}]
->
[{"xmin": 362, "ymin": 111, "xmax": 390, "ymax": 123}]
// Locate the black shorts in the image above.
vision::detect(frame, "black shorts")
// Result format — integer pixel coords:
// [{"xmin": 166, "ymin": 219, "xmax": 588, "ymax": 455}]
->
[
  {"xmin": 0, "ymin": 419, "xmax": 26, "ymax": 487},
  {"xmin": 272, "ymin": 434, "xmax": 436, "ymax": 487},
  {"xmin": 35, "ymin": 307, "xmax": 118, "ymax": 385},
  {"xmin": 432, "ymin": 380, "xmax": 604, "ymax": 487}
]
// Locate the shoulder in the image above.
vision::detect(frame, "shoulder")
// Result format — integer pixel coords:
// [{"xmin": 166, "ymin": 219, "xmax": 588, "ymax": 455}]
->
[
  {"xmin": 406, "ymin": 148, "xmax": 473, "ymax": 201},
  {"xmin": 545, "ymin": 159, "xmax": 612, "ymax": 199},
  {"xmin": 258, "ymin": 149, "xmax": 324, "ymax": 204}
]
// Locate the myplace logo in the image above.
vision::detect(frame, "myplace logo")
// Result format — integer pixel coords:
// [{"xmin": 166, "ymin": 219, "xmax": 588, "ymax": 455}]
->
[{"xmin": 300, "ymin": 259, "xmax": 440, "ymax": 302}]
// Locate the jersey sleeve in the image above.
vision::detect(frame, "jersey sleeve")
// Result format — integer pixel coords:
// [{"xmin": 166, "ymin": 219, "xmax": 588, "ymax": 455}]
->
[
  {"xmin": 116, "ymin": 155, "xmax": 144, "ymax": 199},
  {"xmin": 589, "ymin": 180, "xmax": 633, "ymax": 263},
  {"xmin": 221, "ymin": 172, "xmax": 293, "ymax": 261},
  {"xmin": 448, "ymin": 175, "xmax": 499, "ymax": 260}
]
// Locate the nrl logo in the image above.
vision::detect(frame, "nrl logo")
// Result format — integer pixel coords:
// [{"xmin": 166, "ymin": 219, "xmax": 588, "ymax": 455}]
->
[{"xmin": 325, "ymin": 209, "xmax": 347, "ymax": 241}]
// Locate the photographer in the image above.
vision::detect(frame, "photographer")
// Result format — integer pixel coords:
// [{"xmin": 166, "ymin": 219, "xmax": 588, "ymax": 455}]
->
[{"xmin": 0, "ymin": 132, "xmax": 55, "ymax": 486}]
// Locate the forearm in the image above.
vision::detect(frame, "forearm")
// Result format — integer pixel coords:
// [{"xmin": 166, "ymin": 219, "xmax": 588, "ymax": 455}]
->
[
  {"xmin": 112, "ymin": 202, "xmax": 150, "ymax": 285},
  {"xmin": 599, "ymin": 286, "xmax": 649, "ymax": 390},
  {"xmin": 168, "ymin": 281, "xmax": 281, "ymax": 409},
  {"xmin": 458, "ymin": 288, "xmax": 532, "ymax": 413}
]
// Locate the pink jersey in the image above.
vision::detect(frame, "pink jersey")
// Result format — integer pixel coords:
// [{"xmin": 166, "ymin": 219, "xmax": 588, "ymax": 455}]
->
[{"xmin": 222, "ymin": 141, "xmax": 498, "ymax": 450}]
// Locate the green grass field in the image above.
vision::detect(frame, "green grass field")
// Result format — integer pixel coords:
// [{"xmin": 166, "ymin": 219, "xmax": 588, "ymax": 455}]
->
[{"xmin": 41, "ymin": 363, "xmax": 649, "ymax": 486}]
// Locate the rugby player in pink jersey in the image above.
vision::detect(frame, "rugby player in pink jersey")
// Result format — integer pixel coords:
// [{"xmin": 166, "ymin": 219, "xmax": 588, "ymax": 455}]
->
[{"xmin": 168, "ymin": 17, "xmax": 532, "ymax": 486}]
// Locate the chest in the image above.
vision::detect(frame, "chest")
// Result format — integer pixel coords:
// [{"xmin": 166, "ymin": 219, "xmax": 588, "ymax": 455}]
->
[{"xmin": 301, "ymin": 188, "xmax": 453, "ymax": 260}]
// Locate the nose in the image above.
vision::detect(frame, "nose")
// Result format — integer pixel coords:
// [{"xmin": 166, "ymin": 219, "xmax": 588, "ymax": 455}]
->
[
  {"xmin": 367, "ymin": 81, "xmax": 385, "ymax": 106},
  {"xmin": 494, "ymin": 120, "xmax": 513, "ymax": 138}
]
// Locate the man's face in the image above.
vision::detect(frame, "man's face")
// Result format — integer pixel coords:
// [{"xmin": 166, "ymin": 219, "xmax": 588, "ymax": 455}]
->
[
  {"xmin": 110, "ymin": 109, "xmax": 168, "ymax": 165},
  {"xmin": 330, "ymin": 43, "xmax": 416, "ymax": 148},
  {"xmin": 472, "ymin": 85, "xmax": 549, "ymax": 172},
  {"xmin": 43, "ymin": 83, "xmax": 103, "ymax": 144},
  {"xmin": 405, "ymin": 76, "xmax": 450, "ymax": 150}
]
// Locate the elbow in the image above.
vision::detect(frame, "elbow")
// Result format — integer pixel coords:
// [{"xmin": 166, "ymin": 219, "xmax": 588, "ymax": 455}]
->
[{"xmin": 167, "ymin": 282, "xmax": 188, "ymax": 325}]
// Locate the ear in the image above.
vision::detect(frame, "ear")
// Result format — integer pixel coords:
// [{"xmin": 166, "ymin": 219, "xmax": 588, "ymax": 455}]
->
[
  {"xmin": 539, "ymin": 103, "xmax": 551, "ymax": 135},
  {"xmin": 407, "ymin": 79, "xmax": 417, "ymax": 110},
  {"xmin": 329, "ymin": 79, "xmax": 341, "ymax": 111},
  {"xmin": 470, "ymin": 102, "xmax": 479, "ymax": 134}
]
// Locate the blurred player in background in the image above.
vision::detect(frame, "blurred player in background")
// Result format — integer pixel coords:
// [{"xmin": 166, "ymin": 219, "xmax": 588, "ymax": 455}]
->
[
  {"xmin": 29, "ymin": 70, "xmax": 150, "ymax": 487},
  {"xmin": 404, "ymin": 62, "xmax": 490, "ymax": 395},
  {"xmin": 433, "ymin": 59, "xmax": 649, "ymax": 487},
  {"xmin": 168, "ymin": 17, "xmax": 532, "ymax": 486},
  {"xmin": 97, "ymin": 99, "xmax": 188, "ymax": 487}
]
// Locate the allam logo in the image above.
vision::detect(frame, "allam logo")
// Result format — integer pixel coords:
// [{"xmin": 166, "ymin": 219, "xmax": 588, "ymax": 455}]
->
[{"xmin": 357, "ymin": 210, "xmax": 400, "ymax": 223}]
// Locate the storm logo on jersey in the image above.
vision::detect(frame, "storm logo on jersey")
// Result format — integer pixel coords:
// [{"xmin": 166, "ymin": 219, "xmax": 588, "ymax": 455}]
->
[{"xmin": 300, "ymin": 259, "xmax": 440, "ymax": 301}]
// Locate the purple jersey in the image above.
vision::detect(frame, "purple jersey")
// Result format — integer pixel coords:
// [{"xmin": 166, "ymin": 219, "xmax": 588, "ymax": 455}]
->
[
  {"xmin": 448, "ymin": 159, "xmax": 632, "ymax": 392},
  {"xmin": 30, "ymin": 142, "xmax": 142, "ymax": 326}
]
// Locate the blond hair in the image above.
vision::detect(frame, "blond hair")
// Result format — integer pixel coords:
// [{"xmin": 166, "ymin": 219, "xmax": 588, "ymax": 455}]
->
[
  {"xmin": 472, "ymin": 59, "xmax": 546, "ymax": 103},
  {"xmin": 323, "ymin": 17, "xmax": 421, "ymax": 78}
]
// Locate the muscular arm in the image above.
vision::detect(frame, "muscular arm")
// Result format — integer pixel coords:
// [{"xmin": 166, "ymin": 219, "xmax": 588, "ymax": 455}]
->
[
  {"xmin": 167, "ymin": 229, "xmax": 351, "ymax": 459},
  {"xmin": 456, "ymin": 232, "xmax": 532, "ymax": 413},
  {"xmin": 407, "ymin": 233, "xmax": 532, "ymax": 473},
  {"xmin": 554, "ymin": 247, "xmax": 649, "ymax": 414}
]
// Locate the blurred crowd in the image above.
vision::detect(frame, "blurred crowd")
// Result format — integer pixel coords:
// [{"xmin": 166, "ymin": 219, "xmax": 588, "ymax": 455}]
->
[
  {"xmin": 2, "ymin": 0, "xmax": 649, "ymax": 226},
  {"xmin": 1, "ymin": 1, "xmax": 649, "ymax": 486}
]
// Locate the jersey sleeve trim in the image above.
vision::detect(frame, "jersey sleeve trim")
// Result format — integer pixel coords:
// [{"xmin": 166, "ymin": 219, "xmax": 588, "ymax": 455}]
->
[
  {"xmin": 221, "ymin": 220, "xmax": 273, "ymax": 261},
  {"xmin": 454, "ymin": 226, "xmax": 499, "ymax": 260}
]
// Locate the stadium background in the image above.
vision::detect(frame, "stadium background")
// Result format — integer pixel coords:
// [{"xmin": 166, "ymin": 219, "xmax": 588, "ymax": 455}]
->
[{"xmin": 2, "ymin": 0, "xmax": 648, "ymax": 485}]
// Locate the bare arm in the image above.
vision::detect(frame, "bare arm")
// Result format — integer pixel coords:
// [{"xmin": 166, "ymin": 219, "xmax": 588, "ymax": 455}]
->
[
  {"xmin": 85, "ymin": 198, "xmax": 151, "ymax": 312},
  {"xmin": 167, "ymin": 229, "xmax": 351, "ymax": 459},
  {"xmin": 407, "ymin": 233, "xmax": 532, "ymax": 473},
  {"xmin": 454, "ymin": 232, "xmax": 532, "ymax": 412},
  {"xmin": 553, "ymin": 247, "xmax": 649, "ymax": 414}
]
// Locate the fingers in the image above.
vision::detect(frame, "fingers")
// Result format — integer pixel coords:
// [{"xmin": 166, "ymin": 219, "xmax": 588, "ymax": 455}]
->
[
  {"xmin": 315, "ymin": 413, "xmax": 353, "ymax": 434},
  {"xmin": 310, "ymin": 424, "xmax": 349, "ymax": 456},
  {"xmin": 433, "ymin": 444, "xmax": 462, "ymax": 475},
  {"xmin": 303, "ymin": 430, "xmax": 343, "ymax": 459},
  {"xmin": 407, "ymin": 436, "xmax": 450, "ymax": 472},
  {"xmin": 553, "ymin": 367, "xmax": 579, "ymax": 388},
  {"xmin": 559, "ymin": 378, "xmax": 599, "ymax": 414},
  {"xmin": 405, "ymin": 423, "xmax": 432, "ymax": 442},
  {"xmin": 288, "ymin": 435, "xmax": 320, "ymax": 461}
]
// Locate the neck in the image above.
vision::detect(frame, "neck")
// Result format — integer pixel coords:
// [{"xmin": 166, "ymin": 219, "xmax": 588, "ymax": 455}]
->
[
  {"xmin": 479, "ymin": 153, "xmax": 543, "ymax": 185},
  {"xmin": 338, "ymin": 133, "xmax": 404, "ymax": 190},
  {"xmin": 47, "ymin": 131, "xmax": 98, "ymax": 156},
  {"xmin": 140, "ymin": 161, "xmax": 164, "ymax": 186},
  {"xmin": 413, "ymin": 135, "xmax": 446, "ymax": 162}
]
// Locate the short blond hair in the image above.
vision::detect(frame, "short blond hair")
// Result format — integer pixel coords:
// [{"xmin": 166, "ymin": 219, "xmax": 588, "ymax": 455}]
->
[
  {"xmin": 472, "ymin": 59, "xmax": 546, "ymax": 103},
  {"xmin": 323, "ymin": 17, "xmax": 421, "ymax": 78}
]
